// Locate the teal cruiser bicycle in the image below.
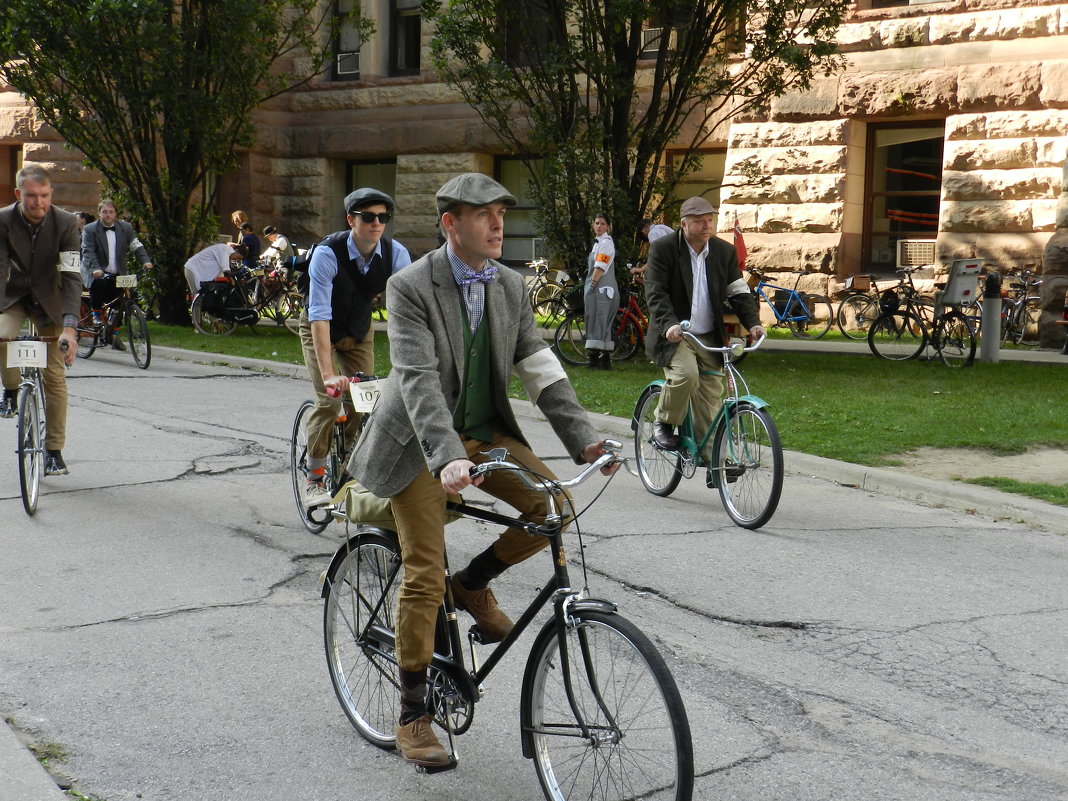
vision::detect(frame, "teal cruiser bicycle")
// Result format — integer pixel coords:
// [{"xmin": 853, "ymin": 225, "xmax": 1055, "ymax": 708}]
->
[{"xmin": 631, "ymin": 324, "xmax": 783, "ymax": 529}]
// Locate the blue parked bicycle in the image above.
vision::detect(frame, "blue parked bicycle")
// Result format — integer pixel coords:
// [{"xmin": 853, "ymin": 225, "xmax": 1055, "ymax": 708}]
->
[
  {"xmin": 631, "ymin": 325, "xmax": 783, "ymax": 529},
  {"xmin": 748, "ymin": 267, "xmax": 833, "ymax": 339}
]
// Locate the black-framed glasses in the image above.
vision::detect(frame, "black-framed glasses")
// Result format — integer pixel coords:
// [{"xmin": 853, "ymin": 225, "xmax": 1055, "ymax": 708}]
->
[{"xmin": 349, "ymin": 211, "xmax": 392, "ymax": 224}]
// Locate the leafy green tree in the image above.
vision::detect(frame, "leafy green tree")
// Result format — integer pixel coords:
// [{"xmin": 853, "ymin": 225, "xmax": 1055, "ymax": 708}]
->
[
  {"xmin": 0, "ymin": 0, "xmax": 370, "ymax": 323},
  {"xmin": 427, "ymin": 0, "xmax": 846, "ymax": 272}
]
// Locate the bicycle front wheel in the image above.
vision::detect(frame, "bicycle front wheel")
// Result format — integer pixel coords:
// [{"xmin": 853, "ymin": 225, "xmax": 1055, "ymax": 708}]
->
[
  {"xmin": 17, "ymin": 383, "xmax": 43, "ymax": 516},
  {"xmin": 523, "ymin": 610, "xmax": 694, "ymax": 801},
  {"xmin": 632, "ymin": 384, "xmax": 682, "ymax": 497},
  {"xmin": 553, "ymin": 313, "xmax": 587, "ymax": 365},
  {"xmin": 868, "ymin": 311, "xmax": 927, "ymax": 360},
  {"xmin": 611, "ymin": 316, "xmax": 641, "ymax": 361},
  {"xmin": 1014, "ymin": 298, "xmax": 1041, "ymax": 345},
  {"xmin": 323, "ymin": 530, "xmax": 403, "ymax": 749},
  {"xmin": 190, "ymin": 293, "xmax": 237, "ymax": 336},
  {"xmin": 126, "ymin": 302, "xmax": 151, "ymax": 369},
  {"xmin": 711, "ymin": 403, "xmax": 783, "ymax": 529},
  {"xmin": 787, "ymin": 293, "xmax": 833, "ymax": 339},
  {"xmin": 836, "ymin": 294, "xmax": 878, "ymax": 340},
  {"xmin": 290, "ymin": 399, "xmax": 332, "ymax": 534},
  {"xmin": 932, "ymin": 311, "xmax": 975, "ymax": 368}
]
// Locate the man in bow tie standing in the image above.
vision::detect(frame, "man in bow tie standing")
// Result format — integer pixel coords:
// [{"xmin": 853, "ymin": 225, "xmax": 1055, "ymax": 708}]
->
[
  {"xmin": 80, "ymin": 199, "xmax": 153, "ymax": 350},
  {"xmin": 347, "ymin": 173, "xmax": 616, "ymax": 768}
]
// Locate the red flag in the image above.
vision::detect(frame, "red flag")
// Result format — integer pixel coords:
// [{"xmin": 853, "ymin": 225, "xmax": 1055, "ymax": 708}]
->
[{"xmin": 733, "ymin": 213, "xmax": 747, "ymax": 272}]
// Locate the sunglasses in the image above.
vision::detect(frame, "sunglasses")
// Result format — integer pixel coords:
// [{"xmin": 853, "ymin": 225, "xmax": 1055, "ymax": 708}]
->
[{"xmin": 350, "ymin": 211, "xmax": 392, "ymax": 224}]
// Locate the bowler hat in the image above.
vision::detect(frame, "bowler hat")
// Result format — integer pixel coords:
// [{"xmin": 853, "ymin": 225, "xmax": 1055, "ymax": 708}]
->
[
  {"xmin": 436, "ymin": 173, "xmax": 517, "ymax": 215},
  {"xmin": 679, "ymin": 196, "xmax": 718, "ymax": 218},
  {"xmin": 345, "ymin": 188, "xmax": 395, "ymax": 214}
]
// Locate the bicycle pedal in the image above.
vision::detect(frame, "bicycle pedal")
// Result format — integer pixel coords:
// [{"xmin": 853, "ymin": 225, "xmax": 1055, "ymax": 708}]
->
[{"xmin": 416, "ymin": 758, "xmax": 458, "ymax": 774}]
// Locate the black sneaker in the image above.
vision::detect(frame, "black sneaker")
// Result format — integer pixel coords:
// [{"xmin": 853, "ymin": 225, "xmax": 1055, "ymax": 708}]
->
[
  {"xmin": 652, "ymin": 422, "xmax": 679, "ymax": 450},
  {"xmin": 45, "ymin": 450, "xmax": 69, "ymax": 476},
  {"xmin": 0, "ymin": 389, "xmax": 16, "ymax": 419}
]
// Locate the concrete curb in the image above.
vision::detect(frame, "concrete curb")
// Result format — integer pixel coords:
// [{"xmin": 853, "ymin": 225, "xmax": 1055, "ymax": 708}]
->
[{"xmin": 0, "ymin": 721, "xmax": 68, "ymax": 801}]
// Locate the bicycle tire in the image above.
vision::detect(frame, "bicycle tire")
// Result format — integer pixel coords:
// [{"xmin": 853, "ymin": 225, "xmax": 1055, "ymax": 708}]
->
[
  {"xmin": 932, "ymin": 311, "xmax": 975, "ymax": 368},
  {"xmin": 190, "ymin": 293, "xmax": 237, "ymax": 336},
  {"xmin": 17, "ymin": 383, "xmax": 42, "ymax": 516},
  {"xmin": 523, "ymin": 609, "xmax": 694, "ymax": 801},
  {"xmin": 323, "ymin": 529, "xmax": 403, "ymax": 749},
  {"xmin": 126, "ymin": 302, "xmax": 151, "ymax": 369},
  {"xmin": 787, "ymin": 293, "xmax": 832, "ymax": 339},
  {"xmin": 553, "ymin": 313, "xmax": 587, "ymax": 365},
  {"xmin": 711, "ymin": 403, "xmax": 783, "ymax": 529},
  {"xmin": 868, "ymin": 311, "xmax": 927, "ymax": 361},
  {"xmin": 612, "ymin": 316, "xmax": 641, "ymax": 361},
  {"xmin": 75, "ymin": 300, "xmax": 98, "ymax": 359},
  {"xmin": 290, "ymin": 399, "xmax": 333, "ymax": 534},
  {"xmin": 1014, "ymin": 297, "xmax": 1041, "ymax": 345},
  {"xmin": 531, "ymin": 280, "xmax": 564, "ymax": 320},
  {"xmin": 632, "ymin": 385, "xmax": 682, "ymax": 497},
  {"xmin": 836, "ymin": 294, "xmax": 879, "ymax": 340},
  {"xmin": 282, "ymin": 292, "xmax": 304, "ymax": 335}
]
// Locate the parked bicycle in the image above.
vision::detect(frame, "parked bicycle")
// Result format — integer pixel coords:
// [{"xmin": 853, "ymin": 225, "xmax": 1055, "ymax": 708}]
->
[
  {"xmin": 836, "ymin": 273, "xmax": 906, "ymax": 340},
  {"xmin": 321, "ymin": 440, "xmax": 694, "ymax": 799},
  {"xmin": 748, "ymin": 267, "xmax": 833, "ymax": 339},
  {"xmin": 191, "ymin": 262, "xmax": 301, "ymax": 336},
  {"xmin": 867, "ymin": 266, "xmax": 976, "ymax": 367},
  {"xmin": 3, "ymin": 330, "xmax": 64, "ymax": 516},
  {"xmin": 526, "ymin": 258, "xmax": 571, "ymax": 325},
  {"xmin": 74, "ymin": 274, "xmax": 151, "ymax": 369},
  {"xmin": 289, "ymin": 373, "xmax": 381, "ymax": 534},
  {"xmin": 631, "ymin": 326, "xmax": 783, "ymax": 529},
  {"xmin": 553, "ymin": 281, "xmax": 648, "ymax": 364},
  {"xmin": 999, "ymin": 269, "xmax": 1042, "ymax": 345}
]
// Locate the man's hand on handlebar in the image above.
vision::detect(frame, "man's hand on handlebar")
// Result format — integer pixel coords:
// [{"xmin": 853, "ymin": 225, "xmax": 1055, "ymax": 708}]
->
[
  {"xmin": 665, "ymin": 323, "xmax": 684, "ymax": 343},
  {"xmin": 323, "ymin": 374, "xmax": 350, "ymax": 397},
  {"xmin": 441, "ymin": 458, "xmax": 481, "ymax": 493},
  {"xmin": 59, "ymin": 329, "xmax": 77, "ymax": 366},
  {"xmin": 747, "ymin": 325, "xmax": 766, "ymax": 343},
  {"xmin": 582, "ymin": 440, "xmax": 621, "ymax": 476}
]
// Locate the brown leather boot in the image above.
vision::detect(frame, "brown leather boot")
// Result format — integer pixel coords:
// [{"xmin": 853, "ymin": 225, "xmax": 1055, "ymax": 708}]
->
[
  {"xmin": 450, "ymin": 580, "xmax": 514, "ymax": 643},
  {"xmin": 395, "ymin": 715, "xmax": 450, "ymax": 767}
]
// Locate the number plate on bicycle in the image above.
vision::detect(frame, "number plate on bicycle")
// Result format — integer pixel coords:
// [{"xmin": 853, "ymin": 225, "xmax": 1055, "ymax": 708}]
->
[
  {"xmin": 7, "ymin": 341, "xmax": 47, "ymax": 368},
  {"xmin": 116, "ymin": 274, "xmax": 137, "ymax": 288},
  {"xmin": 349, "ymin": 379, "xmax": 382, "ymax": 412}
]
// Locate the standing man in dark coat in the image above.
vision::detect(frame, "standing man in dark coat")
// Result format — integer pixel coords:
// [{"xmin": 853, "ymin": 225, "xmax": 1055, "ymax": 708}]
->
[
  {"xmin": 643, "ymin": 196, "xmax": 765, "ymax": 484},
  {"xmin": 0, "ymin": 163, "xmax": 82, "ymax": 475}
]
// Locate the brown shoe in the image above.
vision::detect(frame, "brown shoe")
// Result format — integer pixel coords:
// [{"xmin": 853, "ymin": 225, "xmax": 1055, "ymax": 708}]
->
[
  {"xmin": 450, "ymin": 581, "xmax": 513, "ymax": 643},
  {"xmin": 396, "ymin": 715, "xmax": 450, "ymax": 767}
]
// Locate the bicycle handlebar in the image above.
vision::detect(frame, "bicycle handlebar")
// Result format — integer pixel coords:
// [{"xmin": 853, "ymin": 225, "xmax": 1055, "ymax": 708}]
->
[
  {"xmin": 324, "ymin": 372, "xmax": 382, "ymax": 399},
  {"xmin": 469, "ymin": 439, "xmax": 624, "ymax": 492},
  {"xmin": 678, "ymin": 320, "xmax": 765, "ymax": 356}
]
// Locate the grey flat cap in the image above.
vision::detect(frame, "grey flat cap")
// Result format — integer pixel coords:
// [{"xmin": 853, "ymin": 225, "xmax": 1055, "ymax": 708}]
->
[
  {"xmin": 679, "ymin": 196, "xmax": 718, "ymax": 218},
  {"xmin": 345, "ymin": 187, "xmax": 395, "ymax": 214},
  {"xmin": 436, "ymin": 173, "xmax": 517, "ymax": 215}
]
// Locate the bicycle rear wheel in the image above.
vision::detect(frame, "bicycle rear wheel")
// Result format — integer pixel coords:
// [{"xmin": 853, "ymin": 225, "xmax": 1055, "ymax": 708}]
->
[
  {"xmin": 787, "ymin": 293, "xmax": 832, "ymax": 339},
  {"xmin": 932, "ymin": 311, "xmax": 975, "ymax": 368},
  {"xmin": 868, "ymin": 311, "xmax": 927, "ymax": 360},
  {"xmin": 1014, "ymin": 298, "xmax": 1041, "ymax": 345},
  {"xmin": 126, "ymin": 302, "xmax": 151, "ymax": 369},
  {"xmin": 290, "ymin": 399, "xmax": 332, "ymax": 534},
  {"xmin": 17, "ymin": 383, "xmax": 43, "ymax": 516},
  {"xmin": 523, "ymin": 610, "xmax": 694, "ymax": 801},
  {"xmin": 836, "ymin": 294, "xmax": 878, "ymax": 340},
  {"xmin": 75, "ymin": 300, "xmax": 98, "ymax": 359},
  {"xmin": 711, "ymin": 403, "xmax": 783, "ymax": 529},
  {"xmin": 323, "ymin": 530, "xmax": 402, "ymax": 749},
  {"xmin": 611, "ymin": 316, "xmax": 641, "ymax": 361},
  {"xmin": 190, "ymin": 293, "xmax": 237, "ymax": 336},
  {"xmin": 553, "ymin": 313, "xmax": 587, "ymax": 365},
  {"xmin": 632, "ymin": 384, "xmax": 682, "ymax": 497}
]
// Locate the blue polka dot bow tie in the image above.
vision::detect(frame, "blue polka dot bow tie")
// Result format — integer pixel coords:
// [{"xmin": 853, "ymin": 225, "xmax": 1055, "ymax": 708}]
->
[{"xmin": 458, "ymin": 265, "xmax": 499, "ymax": 286}]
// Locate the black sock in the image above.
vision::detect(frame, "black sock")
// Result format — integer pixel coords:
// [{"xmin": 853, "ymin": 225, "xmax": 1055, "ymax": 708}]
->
[
  {"xmin": 398, "ymin": 667, "xmax": 428, "ymax": 725},
  {"xmin": 456, "ymin": 546, "xmax": 510, "ymax": 590}
]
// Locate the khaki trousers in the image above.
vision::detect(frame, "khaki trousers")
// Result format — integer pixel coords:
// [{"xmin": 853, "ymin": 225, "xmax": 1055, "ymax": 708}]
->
[
  {"xmin": 298, "ymin": 315, "xmax": 375, "ymax": 460},
  {"xmin": 391, "ymin": 432, "xmax": 557, "ymax": 671},
  {"xmin": 0, "ymin": 308, "xmax": 68, "ymax": 450},
  {"xmin": 654, "ymin": 335, "xmax": 723, "ymax": 458}
]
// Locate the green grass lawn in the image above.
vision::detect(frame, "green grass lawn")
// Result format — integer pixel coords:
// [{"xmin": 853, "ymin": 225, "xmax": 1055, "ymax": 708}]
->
[{"xmin": 148, "ymin": 321, "xmax": 1068, "ymax": 504}]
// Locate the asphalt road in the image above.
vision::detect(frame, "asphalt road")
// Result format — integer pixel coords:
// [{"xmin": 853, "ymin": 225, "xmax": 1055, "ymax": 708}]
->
[{"xmin": 1, "ymin": 347, "xmax": 1066, "ymax": 801}]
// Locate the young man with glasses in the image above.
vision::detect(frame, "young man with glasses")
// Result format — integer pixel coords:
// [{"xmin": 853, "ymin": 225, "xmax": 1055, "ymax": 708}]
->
[{"xmin": 299, "ymin": 187, "xmax": 412, "ymax": 509}]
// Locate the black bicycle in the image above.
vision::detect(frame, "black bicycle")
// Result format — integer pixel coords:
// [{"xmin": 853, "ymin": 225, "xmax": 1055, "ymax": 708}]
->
[
  {"xmin": 74, "ymin": 274, "xmax": 151, "ymax": 369},
  {"xmin": 322, "ymin": 441, "xmax": 694, "ymax": 800}
]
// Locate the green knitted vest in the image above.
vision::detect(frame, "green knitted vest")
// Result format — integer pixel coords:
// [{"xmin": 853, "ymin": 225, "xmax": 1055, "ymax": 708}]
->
[{"xmin": 453, "ymin": 307, "xmax": 498, "ymax": 442}]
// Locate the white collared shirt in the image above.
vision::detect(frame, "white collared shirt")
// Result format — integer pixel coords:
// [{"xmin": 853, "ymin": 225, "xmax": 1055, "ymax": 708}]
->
[
  {"xmin": 106, "ymin": 228, "xmax": 119, "ymax": 273},
  {"xmin": 687, "ymin": 239, "xmax": 713, "ymax": 334}
]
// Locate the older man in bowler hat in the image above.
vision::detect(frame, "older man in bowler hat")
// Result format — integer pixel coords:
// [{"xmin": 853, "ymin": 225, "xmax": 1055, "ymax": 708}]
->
[
  {"xmin": 346, "ymin": 173, "xmax": 617, "ymax": 768},
  {"xmin": 643, "ymin": 196, "xmax": 765, "ymax": 484}
]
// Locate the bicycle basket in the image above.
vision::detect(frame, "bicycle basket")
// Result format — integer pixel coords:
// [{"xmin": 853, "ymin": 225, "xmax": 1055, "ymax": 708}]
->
[
  {"xmin": 879, "ymin": 288, "xmax": 900, "ymax": 314},
  {"xmin": 845, "ymin": 274, "xmax": 871, "ymax": 291},
  {"xmin": 563, "ymin": 284, "xmax": 585, "ymax": 314}
]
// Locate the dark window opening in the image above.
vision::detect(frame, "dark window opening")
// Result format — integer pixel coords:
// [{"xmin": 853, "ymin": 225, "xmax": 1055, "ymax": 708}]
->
[{"xmin": 390, "ymin": 0, "xmax": 421, "ymax": 76}]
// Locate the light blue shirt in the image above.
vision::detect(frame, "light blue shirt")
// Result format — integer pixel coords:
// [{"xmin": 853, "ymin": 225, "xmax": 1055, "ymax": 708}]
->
[{"xmin": 307, "ymin": 234, "xmax": 411, "ymax": 322}]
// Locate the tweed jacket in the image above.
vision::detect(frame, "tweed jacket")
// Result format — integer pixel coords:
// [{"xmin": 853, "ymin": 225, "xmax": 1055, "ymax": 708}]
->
[
  {"xmin": 349, "ymin": 246, "xmax": 597, "ymax": 499},
  {"xmin": 80, "ymin": 219, "xmax": 151, "ymax": 287},
  {"xmin": 643, "ymin": 229, "xmax": 760, "ymax": 368},
  {"xmin": 0, "ymin": 202, "xmax": 82, "ymax": 326}
]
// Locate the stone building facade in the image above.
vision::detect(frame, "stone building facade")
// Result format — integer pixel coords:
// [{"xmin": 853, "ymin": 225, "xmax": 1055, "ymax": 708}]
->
[{"xmin": 3, "ymin": 0, "xmax": 1068, "ymax": 312}]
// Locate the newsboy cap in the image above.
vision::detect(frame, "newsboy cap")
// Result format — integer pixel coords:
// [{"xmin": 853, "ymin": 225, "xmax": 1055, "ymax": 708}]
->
[
  {"xmin": 344, "ymin": 188, "xmax": 395, "ymax": 214},
  {"xmin": 679, "ymin": 196, "xmax": 718, "ymax": 218},
  {"xmin": 436, "ymin": 173, "xmax": 517, "ymax": 215}
]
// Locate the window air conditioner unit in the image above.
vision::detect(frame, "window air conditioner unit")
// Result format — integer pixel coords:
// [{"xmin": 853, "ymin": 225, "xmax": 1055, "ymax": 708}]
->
[
  {"xmin": 896, "ymin": 239, "xmax": 936, "ymax": 269},
  {"xmin": 337, "ymin": 51, "xmax": 360, "ymax": 78}
]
